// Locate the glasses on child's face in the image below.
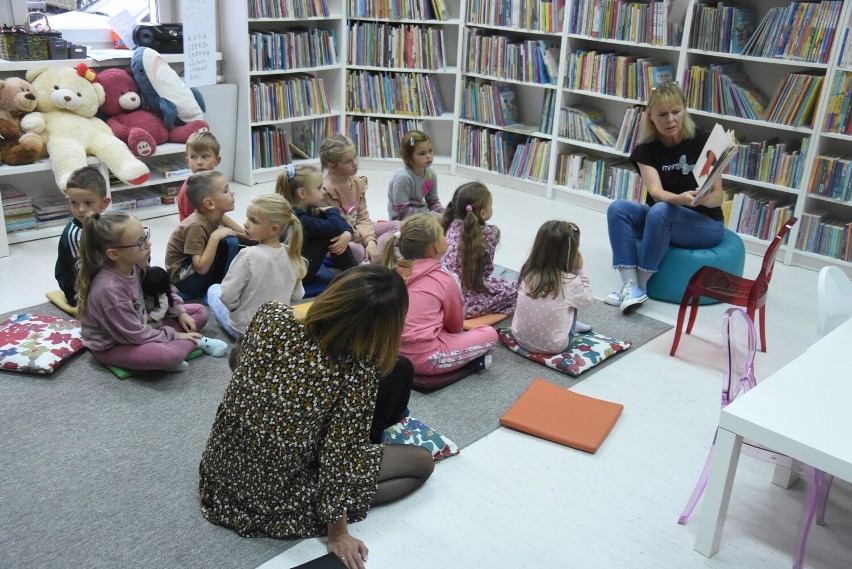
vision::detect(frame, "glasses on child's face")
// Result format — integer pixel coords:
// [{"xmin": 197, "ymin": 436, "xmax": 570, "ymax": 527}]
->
[
  {"xmin": 113, "ymin": 227, "xmax": 151, "ymax": 251},
  {"xmin": 651, "ymin": 80, "xmax": 680, "ymax": 91}
]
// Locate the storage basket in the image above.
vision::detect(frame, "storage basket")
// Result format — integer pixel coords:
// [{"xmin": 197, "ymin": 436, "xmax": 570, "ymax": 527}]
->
[{"xmin": 0, "ymin": 12, "xmax": 60, "ymax": 61}]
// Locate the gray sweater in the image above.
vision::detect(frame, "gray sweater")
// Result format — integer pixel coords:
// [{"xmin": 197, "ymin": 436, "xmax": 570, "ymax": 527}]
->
[{"xmin": 387, "ymin": 166, "xmax": 443, "ymax": 221}]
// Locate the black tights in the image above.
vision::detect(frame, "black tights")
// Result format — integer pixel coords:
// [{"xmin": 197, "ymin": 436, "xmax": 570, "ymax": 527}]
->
[
  {"xmin": 370, "ymin": 356, "xmax": 413, "ymax": 444},
  {"xmin": 302, "ymin": 237, "xmax": 358, "ymax": 283},
  {"xmin": 372, "ymin": 444, "xmax": 434, "ymax": 506}
]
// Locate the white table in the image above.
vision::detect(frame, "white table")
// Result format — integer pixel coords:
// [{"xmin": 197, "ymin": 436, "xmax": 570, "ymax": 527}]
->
[
  {"xmin": 694, "ymin": 352, "xmax": 852, "ymax": 557},
  {"xmin": 805, "ymin": 318, "xmax": 852, "ymax": 365}
]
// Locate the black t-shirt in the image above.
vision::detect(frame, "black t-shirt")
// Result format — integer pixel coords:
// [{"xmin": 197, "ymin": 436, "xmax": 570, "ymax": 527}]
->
[{"xmin": 629, "ymin": 128, "xmax": 724, "ymax": 221}]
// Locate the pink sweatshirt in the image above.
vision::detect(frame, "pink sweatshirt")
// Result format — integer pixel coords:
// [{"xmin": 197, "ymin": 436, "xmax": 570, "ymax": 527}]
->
[{"xmin": 398, "ymin": 258, "xmax": 464, "ymax": 357}]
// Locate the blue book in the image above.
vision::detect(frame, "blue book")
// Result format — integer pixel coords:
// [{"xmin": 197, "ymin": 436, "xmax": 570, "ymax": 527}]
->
[{"xmin": 729, "ymin": 8, "xmax": 756, "ymax": 54}]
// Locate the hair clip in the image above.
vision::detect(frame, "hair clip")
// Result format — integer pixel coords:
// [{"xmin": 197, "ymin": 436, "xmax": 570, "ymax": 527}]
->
[
  {"xmin": 394, "ymin": 231, "xmax": 401, "ymax": 241},
  {"xmin": 286, "ymin": 164, "xmax": 296, "ymax": 180},
  {"xmin": 409, "ymin": 137, "xmax": 415, "ymax": 147},
  {"xmin": 465, "ymin": 204, "xmax": 473, "ymax": 213}
]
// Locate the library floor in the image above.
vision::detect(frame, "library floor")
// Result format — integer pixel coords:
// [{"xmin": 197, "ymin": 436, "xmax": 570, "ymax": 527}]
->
[{"xmin": 1, "ymin": 169, "xmax": 850, "ymax": 569}]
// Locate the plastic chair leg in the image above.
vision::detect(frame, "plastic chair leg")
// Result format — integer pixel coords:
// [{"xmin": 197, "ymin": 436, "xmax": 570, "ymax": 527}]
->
[
  {"xmin": 816, "ymin": 471, "xmax": 834, "ymax": 525},
  {"xmin": 670, "ymin": 293, "xmax": 692, "ymax": 356},
  {"xmin": 793, "ymin": 467, "xmax": 821, "ymax": 569},
  {"xmin": 757, "ymin": 305, "xmax": 767, "ymax": 352},
  {"xmin": 679, "ymin": 444, "xmax": 716, "ymax": 524},
  {"xmin": 685, "ymin": 295, "xmax": 701, "ymax": 335}
]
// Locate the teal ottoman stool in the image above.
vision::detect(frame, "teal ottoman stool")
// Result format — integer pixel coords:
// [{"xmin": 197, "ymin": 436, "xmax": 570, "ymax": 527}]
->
[{"xmin": 635, "ymin": 229, "xmax": 745, "ymax": 304}]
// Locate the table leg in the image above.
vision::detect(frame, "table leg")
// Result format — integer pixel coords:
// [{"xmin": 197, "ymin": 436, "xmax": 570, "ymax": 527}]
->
[{"xmin": 694, "ymin": 427, "xmax": 743, "ymax": 557}]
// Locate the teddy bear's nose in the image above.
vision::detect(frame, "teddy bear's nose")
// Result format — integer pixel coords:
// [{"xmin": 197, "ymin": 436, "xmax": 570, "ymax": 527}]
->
[
  {"xmin": 25, "ymin": 93, "xmax": 35, "ymax": 100},
  {"xmin": 64, "ymin": 96, "xmax": 71, "ymax": 102}
]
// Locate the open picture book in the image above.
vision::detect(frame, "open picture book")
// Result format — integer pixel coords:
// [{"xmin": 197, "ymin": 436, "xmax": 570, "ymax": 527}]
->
[{"xmin": 691, "ymin": 123, "xmax": 738, "ymax": 206}]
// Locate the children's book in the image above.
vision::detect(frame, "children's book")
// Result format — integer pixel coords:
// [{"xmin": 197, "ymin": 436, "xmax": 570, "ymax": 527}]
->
[
  {"xmin": 497, "ymin": 84, "xmax": 519, "ymax": 125},
  {"xmin": 691, "ymin": 123, "xmax": 738, "ymax": 206},
  {"xmin": 729, "ymin": 8, "xmax": 756, "ymax": 54}
]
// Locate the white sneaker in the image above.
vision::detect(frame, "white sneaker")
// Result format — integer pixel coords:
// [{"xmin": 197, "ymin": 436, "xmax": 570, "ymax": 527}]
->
[
  {"xmin": 574, "ymin": 321, "xmax": 592, "ymax": 334},
  {"xmin": 605, "ymin": 281, "xmax": 632, "ymax": 306},
  {"xmin": 620, "ymin": 283, "xmax": 648, "ymax": 314}
]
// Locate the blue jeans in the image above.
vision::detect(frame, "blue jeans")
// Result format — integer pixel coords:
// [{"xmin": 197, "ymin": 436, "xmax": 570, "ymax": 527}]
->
[
  {"xmin": 175, "ymin": 236, "xmax": 241, "ymax": 299},
  {"xmin": 607, "ymin": 200, "xmax": 724, "ymax": 273},
  {"xmin": 205, "ymin": 283, "xmax": 240, "ymax": 339}
]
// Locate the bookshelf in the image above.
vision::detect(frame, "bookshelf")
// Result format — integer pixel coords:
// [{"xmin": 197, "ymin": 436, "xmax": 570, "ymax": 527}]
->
[
  {"xmin": 216, "ymin": 0, "xmax": 852, "ymax": 274},
  {"xmin": 345, "ymin": 1, "xmax": 461, "ymax": 163},
  {"xmin": 220, "ymin": 0, "xmax": 346, "ymax": 185}
]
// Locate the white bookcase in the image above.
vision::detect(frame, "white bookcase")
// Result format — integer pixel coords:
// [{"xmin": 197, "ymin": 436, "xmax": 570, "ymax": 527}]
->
[
  {"xmin": 0, "ymin": 54, "xmax": 231, "ymax": 258},
  {"xmin": 216, "ymin": 0, "xmax": 852, "ymax": 274}
]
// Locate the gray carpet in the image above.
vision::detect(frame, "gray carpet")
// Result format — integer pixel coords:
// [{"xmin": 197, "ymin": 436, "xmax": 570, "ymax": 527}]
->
[
  {"xmin": 0, "ymin": 298, "xmax": 670, "ymax": 569},
  {"xmin": 0, "ymin": 302, "xmax": 293, "ymax": 569},
  {"xmin": 410, "ymin": 299, "xmax": 672, "ymax": 448}
]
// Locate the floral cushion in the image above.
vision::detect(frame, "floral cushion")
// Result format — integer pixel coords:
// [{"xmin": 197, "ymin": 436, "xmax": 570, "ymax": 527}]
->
[
  {"xmin": 0, "ymin": 313, "xmax": 85, "ymax": 375},
  {"xmin": 497, "ymin": 328, "xmax": 632, "ymax": 377},
  {"xmin": 382, "ymin": 416, "xmax": 459, "ymax": 461}
]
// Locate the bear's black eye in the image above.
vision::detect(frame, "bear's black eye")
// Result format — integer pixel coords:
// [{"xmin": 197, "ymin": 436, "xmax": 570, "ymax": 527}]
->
[
  {"xmin": 53, "ymin": 85, "xmax": 59, "ymax": 90},
  {"xmin": 77, "ymin": 93, "xmax": 81, "ymax": 97}
]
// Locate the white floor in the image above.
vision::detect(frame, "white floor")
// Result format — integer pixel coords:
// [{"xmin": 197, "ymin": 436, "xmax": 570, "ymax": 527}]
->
[{"xmin": 1, "ymin": 168, "xmax": 849, "ymax": 569}]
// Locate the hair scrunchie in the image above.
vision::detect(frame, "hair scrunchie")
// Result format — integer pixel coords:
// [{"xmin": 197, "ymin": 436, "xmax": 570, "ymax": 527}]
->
[
  {"xmin": 465, "ymin": 204, "xmax": 473, "ymax": 213},
  {"xmin": 394, "ymin": 231, "xmax": 402, "ymax": 241},
  {"xmin": 286, "ymin": 164, "xmax": 296, "ymax": 180}
]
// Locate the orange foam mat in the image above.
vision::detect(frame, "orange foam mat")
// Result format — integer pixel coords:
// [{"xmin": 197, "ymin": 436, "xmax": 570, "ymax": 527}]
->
[
  {"xmin": 462, "ymin": 313, "xmax": 511, "ymax": 330},
  {"xmin": 500, "ymin": 378, "xmax": 623, "ymax": 453}
]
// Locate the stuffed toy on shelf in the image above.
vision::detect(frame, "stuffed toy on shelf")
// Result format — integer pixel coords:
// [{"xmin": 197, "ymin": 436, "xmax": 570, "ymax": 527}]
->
[
  {"xmin": 20, "ymin": 63, "xmax": 149, "ymax": 190},
  {"xmin": 97, "ymin": 67, "xmax": 169, "ymax": 158},
  {"xmin": 131, "ymin": 47, "xmax": 209, "ymax": 143},
  {"xmin": 0, "ymin": 76, "xmax": 46, "ymax": 166}
]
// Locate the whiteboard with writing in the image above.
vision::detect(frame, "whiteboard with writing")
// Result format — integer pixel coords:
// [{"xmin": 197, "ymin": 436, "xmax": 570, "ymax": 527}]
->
[{"xmin": 182, "ymin": 0, "xmax": 217, "ymax": 87}]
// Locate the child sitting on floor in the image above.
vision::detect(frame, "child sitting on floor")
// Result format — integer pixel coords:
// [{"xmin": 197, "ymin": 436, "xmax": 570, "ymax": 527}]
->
[
  {"xmin": 512, "ymin": 220, "xmax": 594, "ymax": 355},
  {"xmin": 77, "ymin": 211, "xmax": 227, "ymax": 372},
  {"xmin": 387, "ymin": 130, "xmax": 443, "ymax": 221},
  {"xmin": 382, "ymin": 213, "xmax": 497, "ymax": 376},
  {"xmin": 320, "ymin": 134, "xmax": 400, "ymax": 263},
  {"xmin": 206, "ymin": 194, "xmax": 307, "ymax": 337},
  {"xmin": 55, "ymin": 166, "xmax": 111, "ymax": 307},
  {"xmin": 165, "ymin": 171, "xmax": 240, "ymax": 299},
  {"xmin": 441, "ymin": 182, "xmax": 517, "ymax": 319},
  {"xmin": 276, "ymin": 164, "xmax": 358, "ymax": 284}
]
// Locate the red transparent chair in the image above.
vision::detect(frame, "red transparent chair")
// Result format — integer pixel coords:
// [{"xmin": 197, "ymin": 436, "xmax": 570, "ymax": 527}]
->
[
  {"xmin": 678, "ymin": 308, "xmax": 833, "ymax": 569},
  {"xmin": 670, "ymin": 217, "xmax": 797, "ymax": 357}
]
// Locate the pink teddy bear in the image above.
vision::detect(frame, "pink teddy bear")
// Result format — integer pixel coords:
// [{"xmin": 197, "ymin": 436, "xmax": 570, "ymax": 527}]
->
[{"xmin": 97, "ymin": 68, "xmax": 207, "ymax": 157}]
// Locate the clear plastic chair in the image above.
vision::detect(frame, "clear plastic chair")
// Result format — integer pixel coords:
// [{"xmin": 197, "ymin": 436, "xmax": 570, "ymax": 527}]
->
[
  {"xmin": 678, "ymin": 307, "xmax": 832, "ymax": 569},
  {"xmin": 817, "ymin": 266, "xmax": 852, "ymax": 336}
]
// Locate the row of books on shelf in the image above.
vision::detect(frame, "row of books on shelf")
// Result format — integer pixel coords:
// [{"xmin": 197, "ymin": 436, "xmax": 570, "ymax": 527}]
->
[
  {"xmin": 112, "ymin": 185, "xmax": 182, "ymax": 211},
  {"xmin": 460, "ymin": 79, "xmax": 520, "ymax": 127},
  {"xmin": 556, "ymin": 104, "xmax": 645, "ymax": 153},
  {"xmin": 457, "ymin": 124, "xmax": 533, "ymax": 176},
  {"xmin": 839, "ymin": 28, "xmax": 852, "ymax": 67},
  {"xmin": 683, "ymin": 64, "xmax": 822, "ymax": 127},
  {"xmin": 555, "ymin": 154, "xmax": 644, "ymax": 202},
  {"xmin": 741, "ymin": 0, "xmax": 842, "ymax": 64},
  {"xmin": 540, "ymin": 90, "xmax": 556, "ymax": 134},
  {"xmin": 796, "ymin": 212, "xmax": 852, "ymax": 262},
  {"xmin": 250, "ymin": 75, "xmax": 331, "ymax": 123},
  {"xmin": 346, "ymin": 71, "xmax": 444, "ymax": 116},
  {"xmin": 508, "ymin": 137, "xmax": 551, "ymax": 181},
  {"xmin": 248, "ymin": 0, "xmax": 328, "ymax": 19},
  {"xmin": 347, "ymin": 116, "xmax": 422, "ymax": 158},
  {"xmin": 807, "ymin": 155, "xmax": 852, "ymax": 202},
  {"xmin": 823, "ymin": 71, "xmax": 852, "ymax": 135},
  {"xmin": 2, "ymin": 184, "xmax": 37, "ymax": 233},
  {"xmin": 689, "ymin": 3, "xmax": 755, "ymax": 54},
  {"xmin": 252, "ymin": 117, "xmax": 339, "ymax": 168},
  {"xmin": 249, "ymin": 28, "xmax": 338, "ymax": 73},
  {"xmin": 349, "ymin": 22, "xmax": 446, "ymax": 70},
  {"xmin": 564, "ymin": 50, "xmax": 673, "ymax": 101},
  {"xmin": 724, "ymin": 189, "xmax": 795, "ymax": 241},
  {"xmin": 348, "ymin": 0, "xmax": 448, "ymax": 20},
  {"xmin": 466, "ymin": 0, "xmax": 566, "ymax": 33},
  {"xmin": 464, "ymin": 30, "xmax": 560, "ymax": 85},
  {"xmin": 725, "ymin": 136, "xmax": 809, "ymax": 188},
  {"xmin": 569, "ymin": 0, "xmax": 679, "ymax": 47}
]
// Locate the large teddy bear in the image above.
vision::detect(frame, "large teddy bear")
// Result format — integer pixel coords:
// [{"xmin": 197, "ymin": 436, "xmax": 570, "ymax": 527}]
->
[
  {"xmin": 97, "ymin": 67, "xmax": 169, "ymax": 157},
  {"xmin": 21, "ymin": 63, "xmax": 149, "ymax": 189},
  {"xmin": 0, "ymin": 77, "xmax": 46, "ymax": 165},
  {"xmin": 131, "ymin": 47, "xmax": 208, "ymax": 142}
]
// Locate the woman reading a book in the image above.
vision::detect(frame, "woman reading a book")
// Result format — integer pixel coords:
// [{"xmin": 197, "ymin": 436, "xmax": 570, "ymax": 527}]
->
[{"xmin": 605, "ymin": 82, "xmax": 725, "ymax": 313}]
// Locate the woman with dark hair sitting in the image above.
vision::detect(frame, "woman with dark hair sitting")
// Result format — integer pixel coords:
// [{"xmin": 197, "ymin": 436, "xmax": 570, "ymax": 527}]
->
[{"xmin": 199, "ymin": 265, "xmax": 433, "ymax": 569}]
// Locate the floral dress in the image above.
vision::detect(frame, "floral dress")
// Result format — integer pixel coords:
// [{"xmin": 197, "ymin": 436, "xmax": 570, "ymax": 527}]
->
[
  {"xmin": 198, "ymin": 302, "xmax": 384, "ymax": 537},
  {"xmin": 442, "ymin": 219, "xmax": 518, "ymax": 319}
]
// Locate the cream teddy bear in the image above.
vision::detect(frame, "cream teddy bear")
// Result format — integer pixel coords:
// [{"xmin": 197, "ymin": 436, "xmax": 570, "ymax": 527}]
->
[{"xmin": 21, "ymin": 63, "xmax": 149, "ymax": 190}]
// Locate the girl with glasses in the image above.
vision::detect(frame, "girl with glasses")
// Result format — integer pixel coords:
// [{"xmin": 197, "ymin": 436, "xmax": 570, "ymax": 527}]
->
[
  {"xmin": 76, "ymin": 211, "xmax": 228, "ymax": 373},
  {"xmin": 605, "ymin": 82, "xmax": 725, "ymax": 314}
]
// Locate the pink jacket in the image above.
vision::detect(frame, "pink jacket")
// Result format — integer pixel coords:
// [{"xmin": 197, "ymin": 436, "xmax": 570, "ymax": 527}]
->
[{"xmin": 398, "ymin": 258, "xmax": 463, "ymax": 356}]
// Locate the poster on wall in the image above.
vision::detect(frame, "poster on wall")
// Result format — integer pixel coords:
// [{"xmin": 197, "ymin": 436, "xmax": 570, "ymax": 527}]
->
[{"xmin": 182, "ymin": 0, "xmax": 217, "ymax": 87}]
